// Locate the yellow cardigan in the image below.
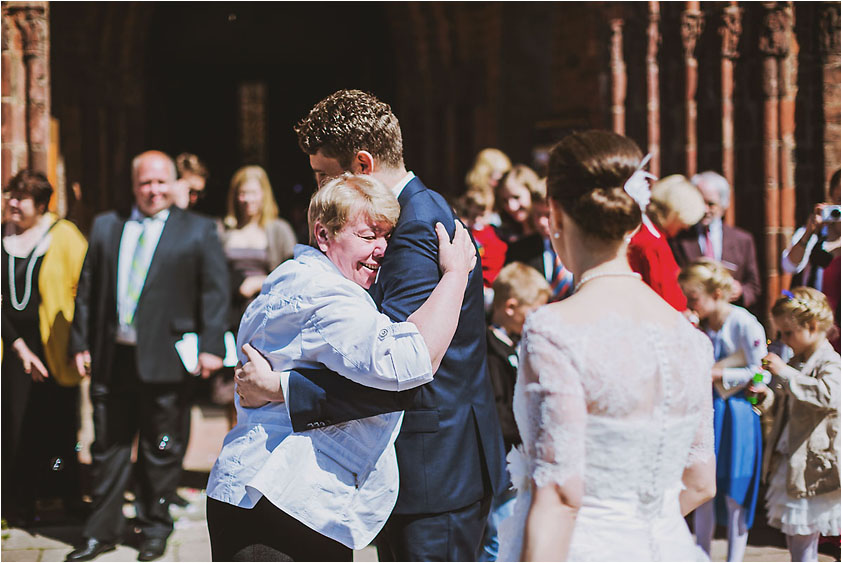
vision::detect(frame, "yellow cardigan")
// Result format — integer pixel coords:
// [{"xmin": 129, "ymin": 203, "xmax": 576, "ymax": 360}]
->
[{"xmin": 37, "ymin": 215, "xmax": 88, "ymax": 386}]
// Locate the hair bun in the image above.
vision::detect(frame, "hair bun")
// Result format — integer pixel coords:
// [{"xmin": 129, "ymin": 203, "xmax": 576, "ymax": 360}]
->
[{"xmin": 547, "ymin": 130, "xmax": 644, "ymax": 241}]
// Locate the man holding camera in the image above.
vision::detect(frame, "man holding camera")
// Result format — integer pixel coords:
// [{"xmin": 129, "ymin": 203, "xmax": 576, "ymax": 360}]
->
[{"xmin": 782, "ymin": 169, "xmax": 841, "ymax": 291}]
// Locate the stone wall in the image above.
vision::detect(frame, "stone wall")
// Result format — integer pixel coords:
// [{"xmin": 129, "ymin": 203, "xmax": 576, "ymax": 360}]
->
[{"xmin": 2, "ymin": 1, "xmax": 49, "ymax": 186}]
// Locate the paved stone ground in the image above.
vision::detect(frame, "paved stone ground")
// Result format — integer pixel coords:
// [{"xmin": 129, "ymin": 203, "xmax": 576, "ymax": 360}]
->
[
  {"xmin": 2, "ymin": 405, "xmax": 838, "ymax": 562},
  {"xmin": 2, "ymin": 511, "xmax": 835, "ymax": 563}
]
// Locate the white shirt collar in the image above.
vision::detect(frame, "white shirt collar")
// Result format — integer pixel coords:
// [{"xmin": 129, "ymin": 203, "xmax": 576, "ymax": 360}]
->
[
  {"xmin": 130, "ymin": 205, "xmax": 170, "ymax": 223},
  {"xmin": 391, "ymin": 171, "xmax": 416, "ymax": 199}
]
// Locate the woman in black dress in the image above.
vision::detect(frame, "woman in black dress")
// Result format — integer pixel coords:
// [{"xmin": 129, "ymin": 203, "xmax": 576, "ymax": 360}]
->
[{"xmin": 2, "ymin": 170, "xmax": 88, "ymax": 525}]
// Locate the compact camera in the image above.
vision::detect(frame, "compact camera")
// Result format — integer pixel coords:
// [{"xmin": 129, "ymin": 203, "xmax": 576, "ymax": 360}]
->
[{"xmin": 821, "ymin": 205, "xmax": 841, "ymax": 223}]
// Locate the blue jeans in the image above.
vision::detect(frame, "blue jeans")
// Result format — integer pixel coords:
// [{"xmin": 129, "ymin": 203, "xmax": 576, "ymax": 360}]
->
[{"xmin": 478, "ymin": 487, "xmax": 517, "ymax": 561}]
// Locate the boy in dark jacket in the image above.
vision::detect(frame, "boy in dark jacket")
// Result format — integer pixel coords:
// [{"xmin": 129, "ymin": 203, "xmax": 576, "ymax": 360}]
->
[{"xmin": 480, "ymin": 262, "xmax": 551, "ymax": 561}]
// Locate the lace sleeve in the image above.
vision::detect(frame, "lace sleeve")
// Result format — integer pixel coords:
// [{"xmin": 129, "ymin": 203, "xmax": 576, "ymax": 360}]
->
[
  {"xmin": 520, "ymin": 319, "xmax": 586, "ymax": 489},
  {"xmin": 687, "ymin": 332, "xmax": 715, "ymax": 467}
]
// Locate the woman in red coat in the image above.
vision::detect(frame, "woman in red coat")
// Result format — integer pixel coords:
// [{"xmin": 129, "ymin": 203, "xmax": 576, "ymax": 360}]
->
[{"xmin": 628, "ymin": 174, "xmax": 705, "ymax": 311}]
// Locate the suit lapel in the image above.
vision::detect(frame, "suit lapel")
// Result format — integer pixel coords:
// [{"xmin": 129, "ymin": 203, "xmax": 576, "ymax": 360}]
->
[
  {"xmin": 143, "ymin": 207, "xmax": 183, "ymax": 293},
  {"xmin": 680, "ymin": 233, "xmax": 702, "ymax": 263},
  {"xmin": 109, "ymin": 212, "xmax": 130, "ymax": 298},
  {"xmin": 720, "ymin": 225, "xmax": 737, "ymax": 265}
]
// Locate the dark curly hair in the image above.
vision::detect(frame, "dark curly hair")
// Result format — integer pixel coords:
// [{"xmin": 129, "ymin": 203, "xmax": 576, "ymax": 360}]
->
[
  {"xmin": 294, "ymin": 89, "xmax": 404, "ymax": 170},
  {"xmin": 3, "ymin": 169, "xmax": 53, "ymax": 211},
  {"xmin": 547, "ymin": 130, "xmax": 644, "ymax": 241}
]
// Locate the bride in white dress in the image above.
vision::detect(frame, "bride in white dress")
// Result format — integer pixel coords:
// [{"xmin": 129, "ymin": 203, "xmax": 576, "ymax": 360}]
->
[{"xmin": 498, "ymin": 131, "xmax": 717, "ymax": 561}]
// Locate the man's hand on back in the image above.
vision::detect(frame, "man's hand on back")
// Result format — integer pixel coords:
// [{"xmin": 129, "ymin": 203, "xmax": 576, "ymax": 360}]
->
[{"xmin": 235, "ymin": 343, "xmax": 285, "ymax": 408}]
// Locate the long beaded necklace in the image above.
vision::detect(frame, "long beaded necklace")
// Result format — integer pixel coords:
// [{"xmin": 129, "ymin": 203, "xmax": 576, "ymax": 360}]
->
[
  {"xmin": 7, "ymin": 221, "xmax": 54, "ymax": 311},
  {"xmin": 573, "ymin": 271, "xmax": 641, "ymax": 293},
  {"xmin": 8, "ymin": 248, "xmax": 40, "ymax": 311}
]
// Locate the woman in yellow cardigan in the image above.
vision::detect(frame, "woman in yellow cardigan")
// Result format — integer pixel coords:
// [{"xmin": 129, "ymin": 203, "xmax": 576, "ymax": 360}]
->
[{"xmin": 2, "ymin": 170, "xmax": 88, "ymax": 526}]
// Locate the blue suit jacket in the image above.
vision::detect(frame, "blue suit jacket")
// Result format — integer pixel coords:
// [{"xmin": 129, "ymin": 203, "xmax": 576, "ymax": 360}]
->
[{"xmin": 287, "ymin": 176, "xmax": 508, "ymax": 514}]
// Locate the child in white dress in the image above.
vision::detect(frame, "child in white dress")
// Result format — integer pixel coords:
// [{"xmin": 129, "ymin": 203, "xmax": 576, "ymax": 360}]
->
[
  {"xmin": 679, "ymin": 258, "xmax": 767, "ymax": 562},
  {"xmin": 760, "ymin": 287, "xmax": 840, "ymax": 562}
]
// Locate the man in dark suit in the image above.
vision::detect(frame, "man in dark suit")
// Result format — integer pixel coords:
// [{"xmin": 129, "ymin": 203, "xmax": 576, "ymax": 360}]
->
[
  {"xmin": 238, "ymin": 90, "xmax": 507, "ymax": 561},
  {"xmin": 671, "ymin": 171, "xmax": 761, "ymax": 311},
  {"xmin": 67, "ymin": 151, "xmax": 229, "ymax": 562}
]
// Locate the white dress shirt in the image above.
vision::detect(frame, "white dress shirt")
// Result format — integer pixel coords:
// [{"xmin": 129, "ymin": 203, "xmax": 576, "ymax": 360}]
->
[
  {"xmin": 116, "ymin": 206, "xmax": 169, "ymax": 345},
  {"xmin": 542, "ymin": 237, "xmax": 555, "ymax": 281},
  {"xmin": 781, "ymin": 226, "xmax": 830, "ymax": 291},
  {"xmin": 391, "ymin": 170, "xmax": 415, "ymax": 199},
  {"xmin": 207, "ymin": 245, "xmax": 433, "ymax": 549}
]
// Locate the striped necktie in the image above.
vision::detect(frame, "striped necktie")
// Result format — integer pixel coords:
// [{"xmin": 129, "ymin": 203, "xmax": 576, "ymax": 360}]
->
[
  {"xmin": 549, "ymin": 247, "xmax": 574, "ymax": 301},
  {"xmin": 122, "ymin": 219, "xmax": 151, "ymax": 326}
]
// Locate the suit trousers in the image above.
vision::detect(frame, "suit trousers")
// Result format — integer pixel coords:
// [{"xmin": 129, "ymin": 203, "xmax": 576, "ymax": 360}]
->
[
  {"xmin": 83, "ymin": 344, "xmax": 189, "ymax": 542},
  {"xmin": 375, "ymin": 495, "xmax": 492, "ymax": 562}
]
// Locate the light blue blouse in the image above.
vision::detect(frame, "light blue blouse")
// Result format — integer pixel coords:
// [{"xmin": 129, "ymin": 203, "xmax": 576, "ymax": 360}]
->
[{"xmin": 207, "ymin": 244, "xmax": 433, "ymax": 549}]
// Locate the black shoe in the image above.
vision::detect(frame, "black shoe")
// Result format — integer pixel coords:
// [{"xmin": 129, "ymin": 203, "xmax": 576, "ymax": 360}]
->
[
  {"xmin": 168, "ymin": 493, "xmax": 190, "ymax": 508},
  {"xmin": 137, "ymin": 538, "xmax": 166, "ymax": 561},
  {"xmin": 66, "ymin": 538, "xmax": 116, "ymax": 562}
]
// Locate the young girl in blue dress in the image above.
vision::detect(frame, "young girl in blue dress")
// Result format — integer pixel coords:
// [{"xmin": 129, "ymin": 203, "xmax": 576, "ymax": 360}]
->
[{"xmin": 679, "ymin": 258, "xmax": 767, "ymax": 562}]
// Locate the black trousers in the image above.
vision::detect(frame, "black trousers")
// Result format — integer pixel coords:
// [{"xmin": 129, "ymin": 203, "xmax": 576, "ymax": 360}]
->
[
  {"xmin": 1, "ymin": 351, "xmax": 81, "ymax": 517},
  {"xmin": 206, "ymin": 497, "xmax": 352, "ymax": 562},
  {"xmin": 83, "ymin": 345, "xmax": 189, "ymax": 542},
  {"xmin": 375, "ymin": 495, "xmax": 492, "ymax": 562}
]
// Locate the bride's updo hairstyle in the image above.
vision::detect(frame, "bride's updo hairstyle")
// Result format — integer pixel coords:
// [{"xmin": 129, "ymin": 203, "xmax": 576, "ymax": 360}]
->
[{"xmin": 546, "ymin": 130, "xmax": 644, "ymax": 241}]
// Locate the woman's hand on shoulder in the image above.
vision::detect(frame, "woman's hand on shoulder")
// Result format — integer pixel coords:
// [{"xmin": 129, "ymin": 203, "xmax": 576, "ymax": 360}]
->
[{"xmin": 435, "ymin": 220, "xmax": 477, "ymax": 277}]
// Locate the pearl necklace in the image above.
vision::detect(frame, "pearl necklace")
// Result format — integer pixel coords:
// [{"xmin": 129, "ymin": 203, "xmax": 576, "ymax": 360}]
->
[{"xmin": 574, "ymin": 271, "xmax": 641, "ymax": 293}]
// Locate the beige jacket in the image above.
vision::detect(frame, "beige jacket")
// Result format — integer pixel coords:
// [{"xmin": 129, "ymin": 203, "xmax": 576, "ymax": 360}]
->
[{"xmin": 761, "ymin": 339, "xmax": 840, "ymax": 498}]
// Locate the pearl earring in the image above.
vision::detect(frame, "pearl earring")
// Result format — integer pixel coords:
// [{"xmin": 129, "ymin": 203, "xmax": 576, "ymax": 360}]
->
[{"xmin": 553, "ymin": 232, "xmax": 561, "ymax": 239}]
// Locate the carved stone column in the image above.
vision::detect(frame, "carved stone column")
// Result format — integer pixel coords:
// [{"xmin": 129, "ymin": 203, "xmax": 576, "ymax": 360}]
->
[
  {"xmin": 2, "ymin": 8, "xmax": 27, "ymax": 187},
  {"xmin": 820, "ymin": 2, "xmax": 841, "ymax": 188},
  {"xmin": 646, "ymin": 2, "xmax": 661, "ymax": 176},
  {"xmin": 778, "ymin": 3, "xmax": 797, "ymax": 293},
  {"xmin": 719, "ymin": 2, "xmax": 742, "ymax": 226},
  {"xmin": 8, "ymin": 2, "xmax": 49, "ymax": 175},
  {"xmin": 759, "ymin": 2, "xmax": 790, "ymax": 313},
  {"xmin": 681, "ymin": 1, "xmax": 704, "ymax": 177},
  {"xmin": 610, "ymin": 18, "xmax": 626, "ymax": 135}
]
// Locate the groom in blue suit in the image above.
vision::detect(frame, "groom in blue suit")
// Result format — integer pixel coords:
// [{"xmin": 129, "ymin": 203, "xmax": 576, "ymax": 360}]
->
[{"xmin": 284, "ymin": 89, "xmax": 508, "ymax": 560}]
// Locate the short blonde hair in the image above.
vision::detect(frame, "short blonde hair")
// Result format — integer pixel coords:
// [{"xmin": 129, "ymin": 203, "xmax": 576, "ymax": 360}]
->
[
  {"xmin": 492, "ymin": 262, "xmax": 551, "ymax": 311},
  {"xmin": 649, "ymin": 174, "xmax": 705, "ymax": 228},
  {"xmin": 466, "ymin": 148, "xmax": 512, "ymax": 192},
  {"xmin": 224, "ymin": 165, "xmax": 280, "ymax": 229},
  {"xmin": 772, "ymin": 287, "xmax": 835, "ymax": 333},
  {"xmin": 678, "ymin": 258, "xmax": 735, "ymax": 301},
  {"xmin": 308, "ymin": 174, "xmax": 400, "ymax": 245}
]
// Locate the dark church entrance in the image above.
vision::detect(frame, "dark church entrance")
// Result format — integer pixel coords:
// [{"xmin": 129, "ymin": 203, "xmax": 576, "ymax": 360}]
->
[
  {"xmin": 142, "ymin": 2, "xmax": 396, "ymax": 223},
  {"xmin": 49, "ymin": 2, "xmax": 395, "ymax": 232}
]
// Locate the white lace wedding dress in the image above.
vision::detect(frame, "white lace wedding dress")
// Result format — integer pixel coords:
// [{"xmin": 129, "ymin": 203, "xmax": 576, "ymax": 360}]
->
[{"xmin": 497, "ymin": 307, "xmax": 715, "ymax": 561}]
